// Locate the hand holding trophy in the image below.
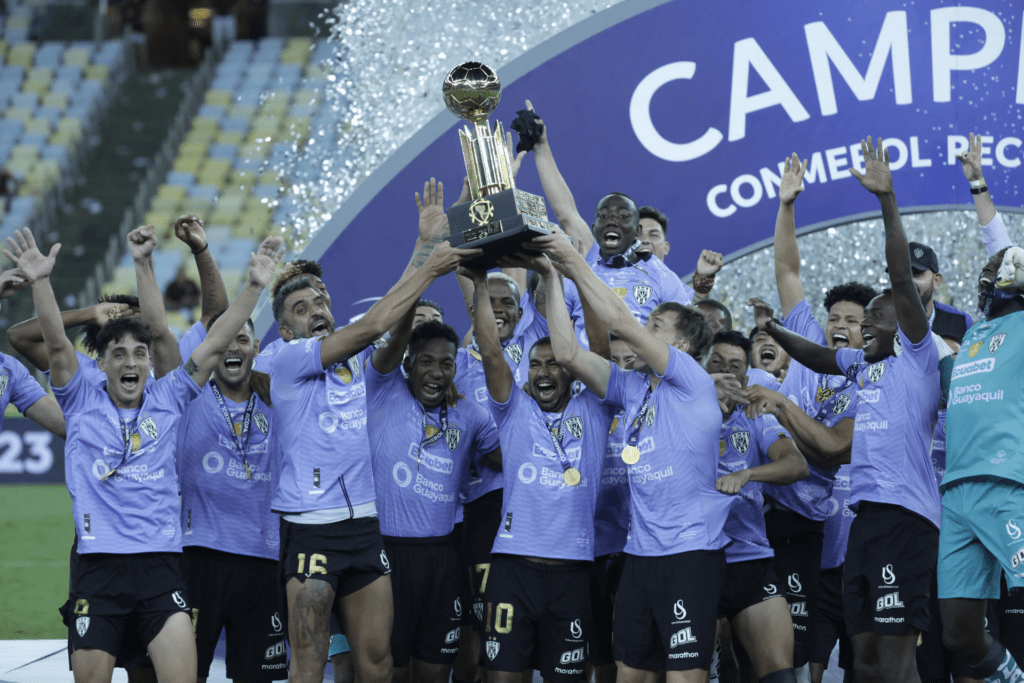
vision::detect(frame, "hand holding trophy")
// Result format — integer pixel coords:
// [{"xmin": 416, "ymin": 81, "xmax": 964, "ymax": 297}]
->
[{"xmin": 443, "ymin": 62, "xmax": 556, "ymax": 268}]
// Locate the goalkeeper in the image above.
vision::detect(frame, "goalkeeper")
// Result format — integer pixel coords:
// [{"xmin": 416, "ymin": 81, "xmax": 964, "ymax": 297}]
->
[{"xmin": 935, "ymin": 134, "xmax": 1024, "ymax": 683}]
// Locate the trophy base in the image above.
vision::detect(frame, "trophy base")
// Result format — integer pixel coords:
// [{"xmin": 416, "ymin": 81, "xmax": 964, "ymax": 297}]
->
[{"xmin": 447, "ymin": 189, "xmax": 557, "ymax": 269}]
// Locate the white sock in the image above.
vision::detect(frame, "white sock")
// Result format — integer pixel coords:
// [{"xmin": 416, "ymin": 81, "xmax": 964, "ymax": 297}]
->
[{"xmin": 794, "ymin": 663, "xmax": 811, "ymax": 683}]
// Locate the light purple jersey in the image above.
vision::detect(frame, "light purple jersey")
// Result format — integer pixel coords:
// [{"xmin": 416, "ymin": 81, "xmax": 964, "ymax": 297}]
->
[
  {"xmin": 489, "ymin": 383, "xmax": 615, "ymax": 561},
  {"xmin": 178, "ymin": 321, "xmax": 206, "ymax": 360},
  {"xmin": 766, "ymin": 299, "xmax": 858, "ymax": 521},
  {"xmin": 55, "ymin": 365, "xmax": 200, "ymax": 554},
  {"xmin": 177, "ymin": 386, "xmax": 279, "ymax": 559},
  {"xmin": 595, "ymin": 407, "xmax": 629, "ymax": 557},
  {"xmin": 836, "ymin": 326, "xmax": 942, "ymax": 529},
  {"xmin": 0, "ymin": 352, "xmax": 47, "ymax": 428},
  {"xmin": 367, "ymin": 362, "xmax": 499, "ymax": 537},
  {"xmin": 454, "ymin": 295, "xmax": 546, "ymax": 506},
  {"xmin": 747, "ymin": 367, "xmax": 782, "ymax": 391},
  {"xmin": 603, "ymin": 348, "xmax": 731, "ymax": 556},
  {"xmin": 719, "ymin": 408, "xmax": 790, "ymax": 563},
  {"xmin": 254, "ymin": 335, "xmax": 286, "ymax": 372},
  {"xmin": 820, "ymin": 464, "xmax": 854, "ymax": 569},
  {"xmin": 563, "ymin": 243, "xmax": 693, "ymax": 347},
  {"xmin": 269, "ymin": 337, "xmax": 376, "ymax": 515}
]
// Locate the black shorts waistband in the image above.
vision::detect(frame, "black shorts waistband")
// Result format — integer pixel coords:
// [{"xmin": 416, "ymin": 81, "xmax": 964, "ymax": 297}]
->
[
  {"xmin": 182, "ymin": 545, "xmax": 277, "ymax": 565},
  {"xmin": 382, "ymin": 533, "xmax": 455, "ymax": 546},
  {"xmin": 495, "ymin": 553, "xmax": 591, "ymax": 572}
]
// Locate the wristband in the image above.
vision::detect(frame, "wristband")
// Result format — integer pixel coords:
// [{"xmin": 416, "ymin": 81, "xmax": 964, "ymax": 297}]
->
[
  {"xmin": 691, "ymin": 272, "xmax": 716, "ymax": 295},
  {"xmin": 970, "ymin": 178, "xmax": 986, "ymax": 189},
  {"xmin": 970, "ymin": 185, "xmax": 988, "ymax": 195},
  {"xmin": 191, "ymin": 243, "xmax": 209, "ymax": 255}
]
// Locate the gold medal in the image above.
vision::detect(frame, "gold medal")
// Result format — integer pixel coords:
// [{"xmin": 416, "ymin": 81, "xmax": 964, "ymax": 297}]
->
[
  {"xmin": 130, "ymin": 432, "xmax": 142, "ymax": 451},
  {"xmin": 621, "ymin": 445, "xmax": 640, "ymax": 465},
  {"xmin": 815, "ymin": 387, "xmax": 834, "ymax": 402},
  {"xmin": 563, "ymin": 467, "xmax": 581, "ymax": 486},
  {"xmin": 99, "ymin": 468, "xmax": 117, "ymax": 481},
  {"xmin": 468, "ymin": 348, "xmax": 482, "ymax": 361}
]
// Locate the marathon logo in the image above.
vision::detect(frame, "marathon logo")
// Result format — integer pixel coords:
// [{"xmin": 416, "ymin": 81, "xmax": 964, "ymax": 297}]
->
[{"xmin": 951, "ymin": 358, "xmax": 995, "ymax": 381}]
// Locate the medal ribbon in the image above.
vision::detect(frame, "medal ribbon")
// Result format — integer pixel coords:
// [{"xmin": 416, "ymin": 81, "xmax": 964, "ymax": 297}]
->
[
  {"xmin": 623, "ymin": 385, "xmax": 654, "ymax": 452},
  {"xmin": 100, "ymin": 413, "xmax": 138, "ymax": 482},
  {"xmin": 546, "ymin": 413, "xmax": 576, "ymax": 475},
  {"xmin": 812, "ymin": 373, "xmax": 852, "ymax": 423},
  {"xmin": 210, "ymin": 380, "xmax": 257, "ymax": 480},
  {"xmin": 416, "ymin": 404, "xmax": 449, "ymax": 469}
]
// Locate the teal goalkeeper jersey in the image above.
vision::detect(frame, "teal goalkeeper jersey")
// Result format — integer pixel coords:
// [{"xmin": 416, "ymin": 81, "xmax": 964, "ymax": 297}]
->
[{"xmin": 944, "ymin": 310, "xmax": 1024, "ymax": 490}]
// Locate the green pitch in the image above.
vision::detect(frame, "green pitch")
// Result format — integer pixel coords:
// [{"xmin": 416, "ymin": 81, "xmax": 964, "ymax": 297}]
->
[{"xmin": 0, "ymin": 484, "xmax": 74, "ymax": 639}]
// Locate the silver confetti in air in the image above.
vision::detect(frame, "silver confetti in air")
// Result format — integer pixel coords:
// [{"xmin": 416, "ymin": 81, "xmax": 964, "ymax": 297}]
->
[
  {"xmin": 716, "ymin": 210, "xmax": 1024, "ymax": 334},
  {"xmin": 272, "ymin": 0, "xmax": 621, "ymax": 251}
]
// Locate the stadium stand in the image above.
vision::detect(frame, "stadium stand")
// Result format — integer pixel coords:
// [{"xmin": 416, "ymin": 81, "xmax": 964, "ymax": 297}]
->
[{"xmin": 99, "ymin": 37, "xmax": 334, "ymax": 337}]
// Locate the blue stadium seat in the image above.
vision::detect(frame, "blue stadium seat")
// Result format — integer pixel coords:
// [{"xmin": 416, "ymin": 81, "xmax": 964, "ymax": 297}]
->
[
  {"xmin": 189, "ymin": 185, "xmax": 220, "ymax": 201},
  {"xmin": 207, "ymin": 143, "xmax": 237, "ymax": 160},
  {"xmin": 197, "ymin": 104, "xmax": 226, "ymax": 119},
  {"xmin": 166, "ymin": 171, "xmax": 195, "ymax": 186}
]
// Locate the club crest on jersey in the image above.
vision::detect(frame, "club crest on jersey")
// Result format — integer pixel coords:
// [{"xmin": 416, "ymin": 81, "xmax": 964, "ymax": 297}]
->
[
  {"xmin": 730, "ymin": 431, "xmax": 750, "ymax": 454},
  {"xmin": 866, "ymin": 363, "xmax": 886, "ymax": 384},
  {"xmin": 76, "ymin": 616, "xmax": 89, "ymax": 637},
  {"xmin": 474, "ymin": 602, "xmax": 484, "ymax": 621},
  {"xmin": 139, "ymin": 417, "xmax": 158, "ymax": 440},
  {"xmin": 608, "ymin": 418, "xmax": 619, "ymax": 435},
  {"xmin": 633, "ymin": 285, "xmax": 653, "ymax": 306},
  {"xmin": 564, "ymin": 416, "xmax": 584, "ymax": 440},
  {"xmin": 445, "ymin": 428, "xmax": 462, "ymax": 452},
  {"xmin": 833, "ymin": 394, "xmax": 851, "ymax": 416},
  {"xmin": 0, "ymin": 374, "xmax": 8, "ymax": 399},
  {"xmin": 990, "ymin": 333, "xmax": 1007, "ymax": 354},
  {"xmin": 486, "ymin": 641, "xmax": 500, "ymax": 661},
  {"xmin": 504, "ymin": 344, "xmax": 523, "ymax": 365},
  {"xmin": 254, "ymin": 413, "xmax": 269, "ymax": 435},
  {"xmin": 968, "ymin": 342, "xmax": 983, "ymax": 358}
]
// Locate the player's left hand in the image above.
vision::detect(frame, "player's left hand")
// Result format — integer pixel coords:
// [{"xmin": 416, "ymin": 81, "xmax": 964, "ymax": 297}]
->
[
  {"xmin": 696, "ymin": 250, "xmax": 724, "ymax": 278},
  {"xmin": 716, "ymin": 469, "xmax": 752, "ymax": 495},
  {"xmin": 248, "ymin": 236, "xmax": 285, "ymax": 288}
]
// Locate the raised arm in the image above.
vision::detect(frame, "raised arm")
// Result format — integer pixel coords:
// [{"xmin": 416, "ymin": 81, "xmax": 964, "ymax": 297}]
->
[
  {"xmin": 464, "ymin": 265, "xmax": 514, "ymax": 403},
  {"xmin": 501, "ymin": 251, "xmax": 611, "ymax": 397},
  {"xmin": 4, "ymin": 230, "xmax": 78, "ymax": 387},
  {"xmin": 774, "ymin": 153, "xmax": 809, "ymax": 316},
  {"xmin": 173, "ymin": 215, "xmax": 228, "ymax": 328},
  {"xmin": 527, "ymin": 101, "xmax": 594, "ymax": 256},
  {"xmin": 533, "ymin": 233, "xmax": 670, "ymax": 375},
  {"xmin": 184, "ymin": 237, "xmax": 283, "ymax": 385},
  {"xmin": 748, "ymin": 298, "xmax": 842, "ymax": 376},
  {"xmin": 8, "ymin": 301, "xmax": 120, "ymax": 371},
  {"xmin": 321, "ymin": 241, "xmax": 479, "ymax": 369},
  {"xmin": 716, "ymin": 434, "xmax": 809, "ymax": 494},
  {"xmin": 956, "ymin": 132, "xmax": 1009, "ymax": 255},
  {"xmin": 129, "ymin": 224, "xmax": 181, "ymax": 378},
  {"xmin": 744, "ymin": 384, "xmax": 852, "ymax": 468},
  {"xmin": 849, "ymin": 136, "xmax": 929, "ymax": 344}
]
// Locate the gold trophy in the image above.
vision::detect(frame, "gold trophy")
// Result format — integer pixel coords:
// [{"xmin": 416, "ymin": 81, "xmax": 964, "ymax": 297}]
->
[{"xmin": 443, "ymin": 62, "xmax": 555, "ymax": 267}]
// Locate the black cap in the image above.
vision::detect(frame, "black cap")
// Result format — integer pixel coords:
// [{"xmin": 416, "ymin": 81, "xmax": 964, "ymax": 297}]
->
[{"xmin": 886, "ymin": 241, "xmax": 940, "ymax": 274}]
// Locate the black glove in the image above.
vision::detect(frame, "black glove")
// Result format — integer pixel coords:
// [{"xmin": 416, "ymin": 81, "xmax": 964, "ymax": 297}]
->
[{"xmin": 510, "ymin": 109, "xmax": 544, "ymax": 154}]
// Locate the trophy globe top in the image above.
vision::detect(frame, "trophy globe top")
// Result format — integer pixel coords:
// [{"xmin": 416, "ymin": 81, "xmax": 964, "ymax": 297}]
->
[{"xmin": 443, "ymin": 62, "xmax": 501, "ymax": 125}]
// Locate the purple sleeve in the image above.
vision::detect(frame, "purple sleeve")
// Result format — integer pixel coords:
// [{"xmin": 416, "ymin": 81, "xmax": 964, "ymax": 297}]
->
[
  {"xmin": 271, "ymin": 337, "xmax": 325, "ymax": 384},
  {"xmin": 835, "ymin": 347, "xmax": 865, "ymax": 378},
  {"xmin": 51, "ymin": 362, "xmax": 100, "ymax": 414},
  {"xmin": 896, "ymin": 325, "xmax": 938, "ymax": 374},
  {"xmin": 780, "ymin": 299, "xmax": 827, "ymax": 346},
  {"xmin": 659, "ymin": 346, "xmax": 715, "ymax": 400},
  {"xmin": 660, "ymin": 267, "xmax": 693, "ymax": 306},
  {"xmin": 152, "ymin": 366, "xmax": 203, "ymax": 412},
  {"xmin": 8, "ymin": 360, "xmax": 47, "ymax": 413},
  {"xmin": 487, "ymin": 380, "xmax": 522, "ymax": 427},
  {"xmin": 178, "ymin": 321, "xmax": 206, "ymax": 362},
  {"xmin": 472, "ymin": 406, "xmax": 501, "ymax": 455},
  {"xmin": 364, "ymin": 357, "xmax": 402, "ymax": 415},
  {"xmin": 603, "ymin": 363, "xmax": 634, "ymax": 413},
  {"xmin": 755, "ymin": 413, "xmax": 791, "ymax": 458}
]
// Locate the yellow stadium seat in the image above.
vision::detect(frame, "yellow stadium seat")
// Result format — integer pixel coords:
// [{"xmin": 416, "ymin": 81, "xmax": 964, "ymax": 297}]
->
[
  {"xmin": 245, "ymin": 196, "xmax": 270, "ymax": 213},
  {"xmin": 179, "ymin": 199, "xmax": 212, "ymax": 218},
  {"xmin": 229, "ymin": 170, "xmax": 255, "ymax": 188},
  {"xmin": 64, "ymin": 47, "xmax": 91, "ymax": 66},
  {"xmin": 111, "ymin": 266, "xmax": 136, "ymax": 287},
  {"xmin": 287, "ymin": 37, "xmax": 313, "ymax": 52},
  {"xmin": 238, "ymin": 142, "xmax": 269, "ymax": 160},
  {"xmin": 184, "ymin": 130, "xmax": 216, "ymax": 147},
  {"xmin": 102, "ymin": 279, "xmax": 135, "ymax": 297},
  {"xmin": 208, "ymin": 209, "xmax": 238, "ymax": 226},
  {"xmin": 204, "ymin": 90, "xmax": 232, "ymax": 107},
  {"xmin": 22, "ymin": 79, "xmax": 50, "ymax": 95},
  {"xmin": 49, "ymin": 130, "xmax": 75, "ymax": 146},
  {"xmin": 172, "ymin": 157, "xmax": 203, "ymax": 174},
  {"xmin": 57, "ymin": 118, "xmax": 83, "ymax": 137},
  {"xmin": 24, "ymin": 118, "xmax": 52, "ymax": 135},
  {"xmin": 280, "ymin": 49, "xmax": 308, "ymax": 65},
  {"xmin": 0, "ymin": 41, "xmax": 8, "ymax": 61},
  {"xmin": 150, "ymin": 195, "xmax": 181, "ymax": 213},
  {"xmin": 178, "ymin": 141, "xmax": 209, "ymax": 159},
  {"xmin": 27, "ymin": 67, "xmax": 53, "ymax": 83},
  {"xmin": 144, "ymin": 211, "xmax": 173, "ymax": 229},
  {"xmin": 5, "ymin": 107, "xmax": 34, "ymax": 122},
  {"xmin": 7, "ymin": 43, "xmax": 36, "ymax": 69},
  {"xmin": 228, "ymin": 104, "xmax": 257, "ymax": 120},
  {"xmin": 230, "ymin": 222, "xmax": 259, "ymax": 238},
  {"xmin": 251, "ymin": 115, "xmax": 280, "ymax": 137},
  {"xmin": 259, "ymin": 169, "xmax": 283, "ymax": 185},
  {"xmin": 156, "ymin": 184, "xmax": 187, "ymax": 201},
  {"xmin": 215, "ymin": 131, "xmax": 244, "ymax": 145},
  {"xmin": 41, "ymin": 92, "xmax": 70, "ymax": 111},
  {"xmin": 293, "ymin": 89, "xmax": 321, "ymax": 107},
  {"xmin": 11, "ymin": 144, "xmax": 40, "ymax": 160},
  {"xmin": 85, "ymin": 65, "xmax": 110, "ymax": 82},
  {"xmin": 282, "ymin": 118, "xmax": 310, "ymax": 142},
  {"xmin": 191, "ymin": 116, "xmax": 221, "ymax": 133},
  {"xmin": 303, "ymin": 64, "xmax": 326, "ymax": 81}
]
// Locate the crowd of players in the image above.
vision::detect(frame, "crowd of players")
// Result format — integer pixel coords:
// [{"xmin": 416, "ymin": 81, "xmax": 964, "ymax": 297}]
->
[{"xmin": 0, "ymin": 108, "xmax": 1021, "ymax": 683}]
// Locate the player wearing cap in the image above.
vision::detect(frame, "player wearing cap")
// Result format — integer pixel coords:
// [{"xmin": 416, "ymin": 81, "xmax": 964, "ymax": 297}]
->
[
  {"xmin": 462, "ymin": 252, "xmax": 615, "ymax": 683},
  {"xmin": 10, "ymin": 225, "xmax": 282, "ymax": 683},
  {"xmin": 529, "ymin": 233, "xmax": 728, "ymax": 683},
  {"xmin": 708, "ymin": 331, "xmax": 808, "ymax": 683},
  {"xmin": 749, "ymin": 138, "xmax": 941, "ymax": 683},
  {"xmin": 897, "ymin": 240, "xmax": 973, "ymax": 344}
]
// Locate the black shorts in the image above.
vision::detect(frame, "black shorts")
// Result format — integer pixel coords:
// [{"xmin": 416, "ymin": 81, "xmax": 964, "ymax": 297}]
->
[
  {"xmin": 613, "ymin": 550, "xmax": 725, "ymax": 672},
  {"xmin": 843, "ymin": 503, "xmax": 938, "ymax": 636},
  {"xmin": 383, "ymin": 536, "xmax": 463, "ymax": 667},
  {"xmin": 61, "ymin": 538, "xmax": 152, "ymax": 672},
  {"xmin": 810, "ymin": 565, "xmax": 852, "ymax": 670},
  {"xmin": 764, "ymin": 505, "xmax": 824, "ymax": 667},
  {"xmin": 462, "ymin": 489, "xmax": 503, "ymax": 631},
  {"xmin": 589, "ymin": 553, "xmax": 625, "ymax": 667},
  {"xmin": 278, "ymin": 516, "xmax": 390, "ymax": 597},
  {"xmin": 917, "ymin": 573, "xmax": 1001, "ymax": 683},
  {"xmin": 481, "ymin": 554, "xmax": 590, "ymax": 683},
  {"xmin": 182, "ymin": 546, "xmax": 287, "ymax": 680},
  {"xmin": 718, "ymin": 557, "xmax": 785, "ymax": 622},
  {"xmin": 1001, "ymin": 575, "xmax": 1024, "ymax": 666},
  {"xmin": 64, "ymin": 552, "xmax": 190, "ymax": 659}
]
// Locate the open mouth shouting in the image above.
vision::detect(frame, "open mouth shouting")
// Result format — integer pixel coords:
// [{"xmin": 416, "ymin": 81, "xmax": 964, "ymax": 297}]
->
[
  {"xmin": 223, "ymin": 356, "xmax": 244, "ymax": 372},
  {"xmin": 120, "ymin": 373, "xmax": 140, "ymax": 391},
  {"xmin": 420, "ymin": 380, "xmax": 444, "ymax": 403},
  {"xmin": 759, "ymin": 346, "xmax": 778, "ymax": 365},
  {"xmin": 831, "ymin": 332, "xmax": 850, "ymax": 349},
  {"xmin": 533, "ymin": 378, "xmax": 558, "ymax": 403},
  {"xmin": 862, "ymin": 332, "xmax": 876, "ymax": 354},
  {"xmin": 309, "ymin": 317, "xmax": 331, "ymax": 336},
  {"xmin": 601, "ymin": 227, "xmax": 623, "ymax": 250}
]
